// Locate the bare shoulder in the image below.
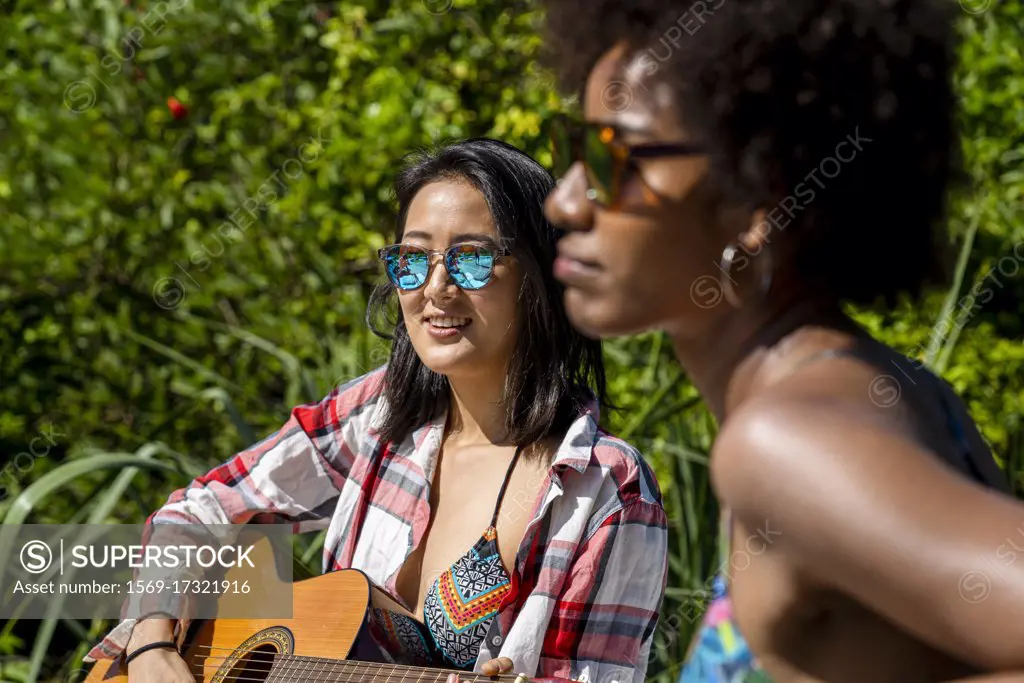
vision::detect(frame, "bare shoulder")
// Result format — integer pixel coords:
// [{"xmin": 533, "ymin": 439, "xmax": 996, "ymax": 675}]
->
[
  {"xmin": 709, "ymin": 357, "xmax": 1024, "ymax": 670},
  {"xmin": 710, "ymin": 355, "xmax": 936, "ymax": 523},
  {"xmin": 708, "ymin": 348, "xmax": 1019, "ymax": 561}
]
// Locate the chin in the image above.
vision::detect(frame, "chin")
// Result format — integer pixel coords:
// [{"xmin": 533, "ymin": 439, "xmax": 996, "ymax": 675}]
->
[
  {"xmin": 564, "ymin": 288, "xmax": 656, "ymax": 339},
  {"xmin": 418, "ymin": 344, "xmax": 477, "ymax": 377}
]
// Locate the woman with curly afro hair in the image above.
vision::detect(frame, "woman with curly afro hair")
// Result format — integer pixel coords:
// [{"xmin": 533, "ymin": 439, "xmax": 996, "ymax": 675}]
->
[{"xmin": 536, "ymin": 0, "xmax": 1024, "ymax": 681}]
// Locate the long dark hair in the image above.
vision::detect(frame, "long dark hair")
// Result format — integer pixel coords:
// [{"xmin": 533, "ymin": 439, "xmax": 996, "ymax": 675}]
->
[{"xmin": 366, "ymin": 138, "xmax": 607, "ymax": 454}]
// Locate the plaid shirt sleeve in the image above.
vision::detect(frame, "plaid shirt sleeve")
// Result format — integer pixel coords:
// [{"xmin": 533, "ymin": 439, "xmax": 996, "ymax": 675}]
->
[
  {"xmin": 84, "ymin": 369, "xmax": 385, "ymax": 662},
  {"xmin": 540, "ymin": 498, "xmax": 669, "ymax": 683}
]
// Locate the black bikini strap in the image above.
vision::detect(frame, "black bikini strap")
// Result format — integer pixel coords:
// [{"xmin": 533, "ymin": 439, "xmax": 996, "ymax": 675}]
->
[{"xmin": 490, "ymin": 445, "xmax": 525, "ymax": 527}]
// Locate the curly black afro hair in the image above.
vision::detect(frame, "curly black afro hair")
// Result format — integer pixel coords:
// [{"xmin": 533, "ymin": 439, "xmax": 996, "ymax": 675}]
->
[{"xmin": 540, "ymin": 0, "xmax": 964, "ymax": 306}]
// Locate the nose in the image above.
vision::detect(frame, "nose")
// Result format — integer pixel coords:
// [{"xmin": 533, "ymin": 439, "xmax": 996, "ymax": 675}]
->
[
  {"xmin": 422, "ymin": 253, "xmax": 457, "ymax": 302},
  {"xmin": 544, "ymin": 163, "xmax": 595, "ymax": 233}
]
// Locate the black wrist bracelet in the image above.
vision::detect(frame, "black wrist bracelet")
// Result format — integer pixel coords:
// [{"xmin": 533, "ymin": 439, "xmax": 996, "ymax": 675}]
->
[
  {"xmin": 125, "ymin": 640, "xmax": 177, "ymax": 666},
  {"xmin": 137, "ymin": 610, "xmax": 176, "ymax": 622}
]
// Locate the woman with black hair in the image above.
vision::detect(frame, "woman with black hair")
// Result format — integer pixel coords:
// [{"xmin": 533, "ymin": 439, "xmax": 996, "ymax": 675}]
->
[
  {"xmin": 87, "ymin": 138, "xmax": 668, "ymax": 683},
  {"xmin": 537, "ymin": 0, "xmax": 1024, "ymax": 681}
]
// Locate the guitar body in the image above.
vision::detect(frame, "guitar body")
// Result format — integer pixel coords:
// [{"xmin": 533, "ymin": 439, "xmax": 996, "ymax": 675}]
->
[{"xmin": 84, "ymin": 569, "xmax": 387, "ymax": 682}]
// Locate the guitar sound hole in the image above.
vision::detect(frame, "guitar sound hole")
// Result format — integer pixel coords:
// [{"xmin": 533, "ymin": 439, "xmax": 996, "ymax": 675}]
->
[{"xmin": 224, "ymin": 644, "xmax": 279, "ymax": 682}]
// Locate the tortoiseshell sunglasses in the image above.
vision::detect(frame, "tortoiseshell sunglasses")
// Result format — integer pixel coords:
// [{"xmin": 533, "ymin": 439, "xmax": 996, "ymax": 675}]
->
[{"xmin": 549, "ymin": 114, "xmax": 706, "ymax": 210}]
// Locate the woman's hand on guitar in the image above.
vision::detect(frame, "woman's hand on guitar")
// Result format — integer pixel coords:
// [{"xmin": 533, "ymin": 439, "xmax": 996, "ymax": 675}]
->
[
  {"xmin": 445, "ymin": 657, "xmax": 515, "ymax": 681},
  {"xmin": 125, "ymin": 646, "xmax": 193, "ymax": 682},
  {"xmin": 481, "ymin": 657, "xmax": 515, "ymax": 676}
]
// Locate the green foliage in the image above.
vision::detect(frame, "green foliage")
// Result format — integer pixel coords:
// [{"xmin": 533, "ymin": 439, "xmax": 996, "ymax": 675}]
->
[
  {"xmin": 1, "ymin": 1, "xmax": 1023, "ymax": 682},
  {"xmin": 844, "ymin": 3, "xmax": 1024, "ymax": 476}
]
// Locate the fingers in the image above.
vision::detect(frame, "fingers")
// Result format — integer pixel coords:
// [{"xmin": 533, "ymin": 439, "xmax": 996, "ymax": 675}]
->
[
  {"xmin": 481, "ymin": 657, "xmax": 515, "ymax": 676},
  {"xmin": 447, "ymin": 675, "xmax": 459, "ymax": 683}
]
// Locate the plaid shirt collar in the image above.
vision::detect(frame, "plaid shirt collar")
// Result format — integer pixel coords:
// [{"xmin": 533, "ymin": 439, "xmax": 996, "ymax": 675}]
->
[{"xmin": 375, "ymin": 391, "xmax": 600, "ymax": 477}]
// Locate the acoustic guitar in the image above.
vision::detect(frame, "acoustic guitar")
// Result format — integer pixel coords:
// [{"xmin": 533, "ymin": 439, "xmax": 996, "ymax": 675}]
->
[{"xmin": 83, "ymin": 567, "xmax": 564, "ymax": 683}]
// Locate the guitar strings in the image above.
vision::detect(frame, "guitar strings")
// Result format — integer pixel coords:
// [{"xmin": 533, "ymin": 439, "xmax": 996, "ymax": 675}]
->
[
  {"xmin": 190, "ymin": 648, "xmax": 518, "ymax": 682},
  {"xmin": 191, "ymin": 655, "xmax": 518, "ymax": 683},
  {"xmin": 189, "ymin": 644, "xmax": 522, "ymax": 682},
  {"xmin": 192, "ymin": 642, "xmax": 520, "ymax": 679},
  {"xmin": 191, "ymin": 656, "xmax": 515, "ymax": 683}
]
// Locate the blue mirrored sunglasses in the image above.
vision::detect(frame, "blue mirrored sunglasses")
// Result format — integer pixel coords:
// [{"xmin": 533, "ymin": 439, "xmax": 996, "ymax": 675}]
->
[{"xmin": 377, "ymin": 242, "xmax": 512, "ymax": 291}]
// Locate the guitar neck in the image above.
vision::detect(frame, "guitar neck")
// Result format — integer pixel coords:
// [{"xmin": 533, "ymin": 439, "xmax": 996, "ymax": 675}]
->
[{"xmin": 270, "ymin": 656, "xmax": 523, "ymax": 683}]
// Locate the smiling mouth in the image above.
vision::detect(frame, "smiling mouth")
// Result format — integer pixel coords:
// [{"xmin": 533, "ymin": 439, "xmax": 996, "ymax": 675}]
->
[
  {"xmin": 426, "ymin": 316, "xmax": 471, "ymax": 328},
  {"xmin": 423, "ymin": 316, "xmax": 473, "ymax": 338}
]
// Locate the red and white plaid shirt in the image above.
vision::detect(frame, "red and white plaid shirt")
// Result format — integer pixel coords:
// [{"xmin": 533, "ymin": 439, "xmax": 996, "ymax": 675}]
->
[{"xmin": 86, "ymin": 366, "xmax": 668, "ymax": 683}]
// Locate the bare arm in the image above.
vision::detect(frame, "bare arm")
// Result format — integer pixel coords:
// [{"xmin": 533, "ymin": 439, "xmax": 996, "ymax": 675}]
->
[{"xmin": 714, "ymin": 396, "xmax": 1024, "ymax": 670}]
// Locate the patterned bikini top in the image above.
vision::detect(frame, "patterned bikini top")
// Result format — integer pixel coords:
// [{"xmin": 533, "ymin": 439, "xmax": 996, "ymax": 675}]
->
[
  {"xmin": 368, "ymin": 445, "xmax": 524, "ymax": 670},
  {"xmin": 678, "ymin": 347, "xmax": 1010, "ymax": 683}
]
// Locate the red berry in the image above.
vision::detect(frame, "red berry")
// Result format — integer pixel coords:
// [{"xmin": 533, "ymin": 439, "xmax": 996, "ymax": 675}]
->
[{"xmin": 167, "ymin": 96, "xmax": 188, "ymax": 120}]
